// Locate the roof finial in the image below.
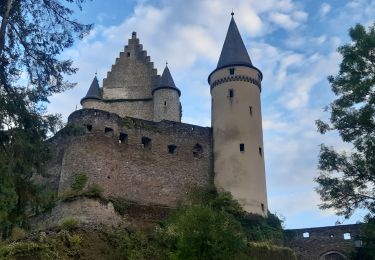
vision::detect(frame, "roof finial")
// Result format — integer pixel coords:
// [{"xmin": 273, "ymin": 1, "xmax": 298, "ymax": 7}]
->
[
  {"xmin": 231, "ymin": 9, "xmax": 234, "ymax": 16},
  {"xmin": 166, "ymin": 61, "xmax": 168, "ymax": 67},
  {"xmin": 95, "ymin": 70, "xmax": 97, "ymax": 77}
]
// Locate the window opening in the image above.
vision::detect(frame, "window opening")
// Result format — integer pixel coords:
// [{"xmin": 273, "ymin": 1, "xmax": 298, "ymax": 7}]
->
[
  {"xmin": 127, "ymin": 52, "xmax": 130, "ymax": 57},
  {"xmin": 303, "ymin": 232, "xmax": 310, "ymax": 238},
  {"xmin": 261, "ymin": 203, "xmax": 265, "ymax": 212},
  {"xmin": 86, "ymin": 124, "xmax": 92, "ymax": 132},
  {"xmin": 164, "ymin": 101, "xmax": 167, "ymax": 106},
  {"xmin": 105, "ymin": 127, "xmax": 113, "ymax": 135},
  {"xmin": 107, "ymin": 176, "xmax": 111, "ymax": 179},
  {"xmin": 229, "ymin": 68, "xmax": 235, "ymax": 75},
  {"xmin": 168, "ymin": 145, "xmax": 177, "ymax": 154},
  {"xmin": 193, "ymin": 144, "xmax": 203, "ymax": 158},
  {"xmin": 228, "ymin": 89, "xmax": 234, "ymax": 98},
  {"xmin": 343, "ymin": 233, "xmax": 351, "ymax": 240},
  {"xmin": 259, "ymin": 147, "xmax": 262, "ymax": 156},
  {"xmin": 240, "ymin": 143, "xmax": 245, "ymax": 152},
  {"xmin": 119, "ymin": 132, "xmax": 128, "ymax": 144},
  {"xmin": 142, "ymin": 137, "xmax": 152, "ymax": 149},
  {"xmin": 249, "ymin": 106, "xmax": 253, "ymax": 116}
]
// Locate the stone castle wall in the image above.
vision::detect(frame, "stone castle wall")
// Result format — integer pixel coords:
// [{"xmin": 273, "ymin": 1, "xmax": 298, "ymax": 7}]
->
[
  {"xmin": 153, "ymin": 89, "xmax": 181, "ymax": 122},
  {"xmin": 284, "ymin": 224, "xmax": 362, "ymax": 259},
  {"xmin": 55, "ymin": 108, "xmax": 213, "ymax": 207}
]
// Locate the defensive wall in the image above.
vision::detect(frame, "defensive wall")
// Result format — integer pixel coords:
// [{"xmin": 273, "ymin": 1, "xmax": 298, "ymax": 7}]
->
[
  {"xmin": 284, "ymin": 224, "xmax": 363, "ymax": 259},
  {"xmin": 52, "ymin": 108, "xmax": 213, "ymax": 207}
]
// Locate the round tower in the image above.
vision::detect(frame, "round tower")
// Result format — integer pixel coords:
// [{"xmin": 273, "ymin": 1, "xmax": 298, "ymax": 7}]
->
[
  {"xmin": 209, "ymin": 14, "xmax": 268, "ymax": 216},
  {"xmin": 81, "ymin": 75, "xmax": 103, "ymax": 109},
  {"xmin": 152, "ymin": 65, "xmax": 181, "ymax": 122}
]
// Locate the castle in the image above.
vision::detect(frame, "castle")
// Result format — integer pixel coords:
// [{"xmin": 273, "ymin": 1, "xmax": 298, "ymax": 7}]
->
[{"xmin": 40, "ymin": 14, "xmax": 361, "ymax": 259}]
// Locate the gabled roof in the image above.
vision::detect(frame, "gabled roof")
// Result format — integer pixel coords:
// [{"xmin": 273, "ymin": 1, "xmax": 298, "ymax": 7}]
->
[
  {"xmin": 80, "ymin": 76, "xmax": 102, "ymax": 104},
  {"xmin": 152, "ymin": 65, "xmax": 181, "ymax": 96},
  {"xmin": 216, "ymin": 16, "xmax": 252, "ymax": 69}
]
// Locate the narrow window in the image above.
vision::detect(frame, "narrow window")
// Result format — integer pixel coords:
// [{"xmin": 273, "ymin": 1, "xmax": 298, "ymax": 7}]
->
[
  {"xmin": 193, "ymin": 144, "xmax": 203, "ymax": 158},
  {"xmin": 119, "ymin": 132, "xmax": 128, "ymax": 144},
  {"xmin": 164, "ymin": 101, "xmax": 167, "ymax": 106},
  {"xmin": 229, "ymin": 68, "xmax": 235, "ymax": 75},
  {"xmin": 259, "ymin": 147, "xmax": 262, "ymax": 156},
  {"xmin": 168, "ymin": 145, "xmax": 177, "ymax": 154},
  {"xmin": 86, "ymin": 124, "xmax": 92, "ymax": 132},
  {"xmin": 107, "ymin": 176, "xmax": 111, "ymax": 179},
  {"xmin": 240, "ymin": 143, "xmax": 245, "ymax": 152},
  {"xmin": 344, "ymin": 233, "xmax": 351, "ymax": 240},
  {"xmin": 261, "ymin": 203, "xmax": 265, "ymax": 212},
  {"xmin": 105, "ymin": 127, "xmax": 113, "ymax": 136},
  {"xmin": 303, "ymin": 232, "xmax": 310, "ymax": 238},
  {"xmin": 249, "ymin": 106, "xmax": 253, "ymax": 116},
  {"xmin": 228, "ymin": 89, "xmax": 234, "ymax": 98},
  {"xmin": 127, "ymin": 52, "xmax": 130, "ymax": 57},
  {"xmin": 142, "ymin": 137, "xmax": 152, "ymax": 149}
]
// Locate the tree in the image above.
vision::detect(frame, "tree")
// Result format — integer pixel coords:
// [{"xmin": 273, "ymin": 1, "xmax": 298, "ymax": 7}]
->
[
  {"xmin": 0, "ymin": 0, "xmax": 92, "ymax": 236},
  {"xmin": 315, "ymin": 23, "xmax": 375, "ymax": 219}
]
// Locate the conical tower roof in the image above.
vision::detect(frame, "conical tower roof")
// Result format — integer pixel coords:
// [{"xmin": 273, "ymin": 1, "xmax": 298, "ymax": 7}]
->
[
  {"xmin": 216, "ymin": 16, "xmax": 252, "ymax": 69},
  {"xmin": 152, "ymin": 65, "xmax": 181, "ymax": 96},
  {"xmin": 80, "ymin": 76, "xmax": 102, "ymax": 104}
]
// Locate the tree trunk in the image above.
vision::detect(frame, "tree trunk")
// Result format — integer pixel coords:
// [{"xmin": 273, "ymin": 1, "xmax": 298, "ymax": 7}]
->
[{"xmin": 0, "ymin": 0, "xmax": 14, "ymax": 55}]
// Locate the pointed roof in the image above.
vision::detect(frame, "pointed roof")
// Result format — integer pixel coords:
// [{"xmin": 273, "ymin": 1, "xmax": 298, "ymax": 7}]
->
[
  {"xmin": 80, "ymin": 76, "xmax": 102, "ymax": 104},
  {"xmin": 152, "ymin": 65, "xmax": 181, "ymax": 96},
  {"xmin": 216, "ymin": 16, "xmax": 252, "ymax": 69}
]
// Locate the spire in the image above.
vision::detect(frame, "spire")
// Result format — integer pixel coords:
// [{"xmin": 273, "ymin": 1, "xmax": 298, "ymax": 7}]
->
[
  {"xmin": 152, "ymin": 65, "xmax": 181, "ymax": 96},
  {"xmin": 216, "ymin": 15, "xmax": 252, "ymax": 69},
  {"xmin": 81, "ymin": 75, "xmax": 102, "ymax": 104}
]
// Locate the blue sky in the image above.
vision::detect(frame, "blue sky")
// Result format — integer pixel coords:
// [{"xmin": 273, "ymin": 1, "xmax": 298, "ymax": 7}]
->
[{"xmin": 48, "ymin": 0, "xmax": 375, "ymax": 229}]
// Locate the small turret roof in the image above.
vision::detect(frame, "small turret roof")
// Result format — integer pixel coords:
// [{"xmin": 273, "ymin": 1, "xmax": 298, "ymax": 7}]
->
[
  {"xmin": 80, "ymin": 76, "xmax": 102, "ymax": 104},
  {"xmin": 216, "ymin": 16, "xmax": 252, "ymax": 69},
  {"xmin": 152, "ymin": 65, "xmax": 181, "ymax": 96}
]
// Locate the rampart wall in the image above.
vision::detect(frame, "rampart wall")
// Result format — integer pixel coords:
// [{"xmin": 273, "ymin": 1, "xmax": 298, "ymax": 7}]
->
[
  {"xmin": 54, "ymin": 109, "xmax": 213, "ymax": 207},
  {"xmin": 284, "ymin": 224, "xmax": 362, "ymax": 259}
]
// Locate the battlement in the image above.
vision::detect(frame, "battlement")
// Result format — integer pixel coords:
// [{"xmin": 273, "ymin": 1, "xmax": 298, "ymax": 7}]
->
[{"xmin": 56, "ymin": 109, "xmax": 213, "ymax": 207}]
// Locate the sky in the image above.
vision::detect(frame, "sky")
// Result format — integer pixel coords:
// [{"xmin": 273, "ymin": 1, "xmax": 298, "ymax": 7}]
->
[{"xmin": 48, "ymin": 0, "xmax": 375, "ymax": 229}]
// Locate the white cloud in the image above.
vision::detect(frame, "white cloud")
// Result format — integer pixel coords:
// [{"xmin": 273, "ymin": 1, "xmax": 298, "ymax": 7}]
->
[{"xmin": 319, "ymin": 3, "xmax": 331, "ymax": 17}]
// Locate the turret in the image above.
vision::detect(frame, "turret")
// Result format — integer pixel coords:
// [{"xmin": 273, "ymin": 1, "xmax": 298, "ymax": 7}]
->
[
  {"xmin": 152, "ymin": 64, "xmax": 181, "ymax": 122},
  {"xmin": 209, "ymin": 13, "xmax": 268, "ymax": 216},
  {"xmin": 80, "ymin": 75, "xmax": 103, "ymax": 109}
]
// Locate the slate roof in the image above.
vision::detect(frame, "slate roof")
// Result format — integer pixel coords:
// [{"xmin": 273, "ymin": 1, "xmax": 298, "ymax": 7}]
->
[
  {"xmin": 152, "ymin": 65, "xmax": 181, "ymax": 96},
  {"xmin": 216, "ymin": 16, "xmax": 252, "ymax": 69},
  {"xmin": 81, "ymin": 76, "xmax": 102, "ymax": 104}
]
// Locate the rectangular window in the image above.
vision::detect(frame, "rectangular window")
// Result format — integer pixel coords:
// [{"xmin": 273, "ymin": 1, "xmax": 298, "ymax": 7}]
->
[
  {"xmin": 259, "ymin": 147, "xmax": 262, "ymax": 156},
  {"xmin": 249, "ymin": 106, "xmax": 253, "ymax": 116},
  {"xmin": 240, "ymin": 143, "xmax": 245, "ymax": 152},
  {"xmin": 229, "ymin": 89, "xmax": 234, "ymax": 98},
  {"xmin": 229, "ymin": 68, "xmax": 235, "ymax": 75}
]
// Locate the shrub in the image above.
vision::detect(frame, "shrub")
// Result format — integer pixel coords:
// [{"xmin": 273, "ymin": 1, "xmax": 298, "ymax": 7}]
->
[
  {"xmin": 10, "ymin": 227, "xmax": 26, "ymax": 241},
  {"xmin": 85, "ymin": 183, "xmax": 103, "ymax": 198},
  {"xmin": 71, "ymin": 173, "xmax": 88, "ymax": 191},
  {"xmin": 246, "ymin": 242, "xmax": 297, "ymax": 260},
  {"xmin": 60, "ymin": 217, "xmax": 79, "ymax": 231},
  {"xmin": 0, "ymin": 242, "xmax": 57, "ymax": 259}
]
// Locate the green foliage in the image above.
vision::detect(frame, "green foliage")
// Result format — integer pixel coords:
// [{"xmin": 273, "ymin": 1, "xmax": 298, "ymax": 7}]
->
[
  {"xmin": 60, "ymin": 217, "xmax": 79, "ymax": 231},
  {"xmin": 111, "ymin": 230, "xmax": 166, "ymax": 260},
  {"xmin": 10, "ymin": 227, "xmax": 26, "ymax": 241},
  {"xmin": 351, "ymin": 218, "xmax": 375, "ymax": 259},
  {"xmin": 70, "ymin": 173, "xmax": 88, "ymax": 191},
  {"xmin": 0, "ymin": 242, "xmax": 57, "ymax": 259},
  {"xmin": 85, "ymin": 183, "xmax": 104, "ymax": 198},
  {"xmin": 246, "ymin": 242, "xmax": 297, "ymax": 260},
  {"xmin": 0, "ymin": 0, "xmax": 91, "ymax": 237},
  {"xmin": 109, "ymin": 198, "xmax": 130, "ymax": 215},
  {"xmin": 315, "ymin": 23, "xmax": 375, "ymax": 219},
  {"xmin": 162, "ymin": 205, "xmax": 247, "ymax": 260},
  {"xmin": 117, "ymin": 117, "xmax": 135, "ymax": 129}
]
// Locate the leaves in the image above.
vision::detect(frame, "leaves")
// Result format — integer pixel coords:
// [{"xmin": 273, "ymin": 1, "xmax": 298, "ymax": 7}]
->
[{"xmin": 316, "ymin": 23, "xmax": 375, "ymax": 219}]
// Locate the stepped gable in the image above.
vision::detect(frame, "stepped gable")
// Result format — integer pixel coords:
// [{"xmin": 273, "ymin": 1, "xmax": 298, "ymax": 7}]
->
[{"xmin": 103, "ymin": 32, "xmax": 160, "ymax": 100}]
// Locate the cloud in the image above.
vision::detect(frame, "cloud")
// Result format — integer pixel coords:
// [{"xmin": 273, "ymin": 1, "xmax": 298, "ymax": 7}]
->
[{"xmin": 319, "ymin": 3, "xmax": 331, "ymax": 17}]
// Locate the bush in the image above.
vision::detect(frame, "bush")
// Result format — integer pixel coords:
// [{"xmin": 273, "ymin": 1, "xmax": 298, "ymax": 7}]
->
[
  {"xmin": 60, "ymin": 217, "xmax": 79, "ymax": 231},
  {"xmin": 85, "ymin": 183, "xmax": 103, "ymax": 198},
  {"xmin": 71, "ymin": 173, "xmax": 88, "ymax": 191},
  {"xmin": 0, "ymin": 242, "xmax": 57, "ymax": 259},
  {"xmin": 10, "ymin": 227, "xmax": 27, "ymax": 241},
  {"xmin": 162, "ymin": 205, "xmax": 247, "ymax": 260},
  {"xmin": 246, "ymin": 242, "xmax": 297, "ymax": 260}
]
